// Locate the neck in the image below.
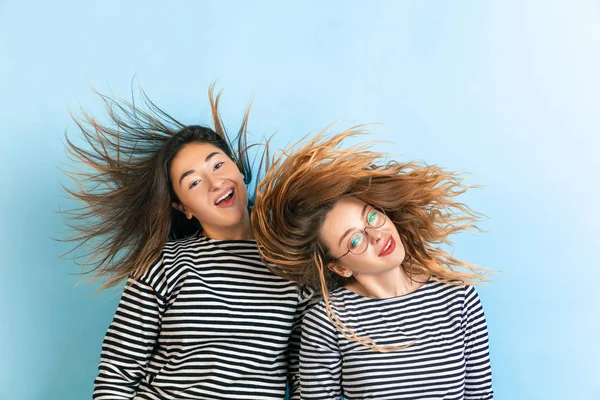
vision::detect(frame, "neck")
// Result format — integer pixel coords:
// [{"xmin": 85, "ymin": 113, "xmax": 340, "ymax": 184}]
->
[
  {"xmin": 202, "ymin": 210, "xmax": 254, "ymax": 240},
  {"xmin": 347, "ymin": 267, "xmax": 427, "ymax": 299}
]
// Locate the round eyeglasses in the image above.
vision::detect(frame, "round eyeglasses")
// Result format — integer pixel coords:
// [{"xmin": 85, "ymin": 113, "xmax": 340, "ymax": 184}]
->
[{"xmin": 330, "ymin": 206, "xmax": 387, "ymax": 262}]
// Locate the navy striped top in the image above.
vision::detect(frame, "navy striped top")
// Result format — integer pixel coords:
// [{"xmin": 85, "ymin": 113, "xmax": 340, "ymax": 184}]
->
[
  {"xmin": 300, "ymin": 280, "xmax": 493, "ymax": 399},
  {"xmin": 93, "ymin": 234, "xmax": 312, "ymax": 399}
]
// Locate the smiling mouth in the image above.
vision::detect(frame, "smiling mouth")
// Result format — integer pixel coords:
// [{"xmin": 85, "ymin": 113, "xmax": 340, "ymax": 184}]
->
[
  {"xmin": 379, "ymin": 236, "xmax": 395, "ymax": 257},
  {"xmin": 214, "ymin": 188, "xmax": 234, "ymax": 205}
]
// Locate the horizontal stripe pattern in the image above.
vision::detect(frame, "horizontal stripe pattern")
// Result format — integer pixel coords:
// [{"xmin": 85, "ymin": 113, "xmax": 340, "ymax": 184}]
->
[
  {"xmin": 94, "ymin": 234, "xmax": 312, "ymax": 400},
  {"xmin": 300, "ymin": 280, "xmax": 493, "ymax": 399}
]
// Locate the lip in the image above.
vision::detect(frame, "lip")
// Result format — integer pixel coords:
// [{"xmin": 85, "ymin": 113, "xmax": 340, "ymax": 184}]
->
[
  {"xmin": 378, "ymin": 236, "xmax": 396, "ymax": 257},
  {"xmin": 214, "ymin": 187, "xmax": 235, "ymax": 207}
]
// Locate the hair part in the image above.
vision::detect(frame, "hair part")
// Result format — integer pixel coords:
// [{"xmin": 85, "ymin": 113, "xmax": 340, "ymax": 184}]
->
[
  {"xmin": 62, "ymin": 84, "xmax": 268, "ymax": 290},
  {"xmin": 252, "ymin": 127, "xmax": 492, "ymax": 352}
]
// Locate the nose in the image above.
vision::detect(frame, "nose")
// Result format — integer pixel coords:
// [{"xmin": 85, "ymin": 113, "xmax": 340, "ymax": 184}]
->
[
  {"xmin": 206, "ymin": 175, "xmax": 224, "ymax": 191},
  {"xmin": 364, "ymin": 226, "xmax": 383, "ymax": 244}
]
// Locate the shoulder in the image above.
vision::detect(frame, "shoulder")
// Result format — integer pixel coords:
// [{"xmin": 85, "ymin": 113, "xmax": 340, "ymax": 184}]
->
[
  {"xmin": 159, "ymin": 234, "xmax": 239, "ymax": 273},
  {"xmin": 133, "ymin": 234, "xmax": 207, "ymax": 289},
  {"xmin": 158, "ymin": 236, "xmax": 295, "ymax": 286},
  {"xmin": 302, "ymin": 288, "xmax": 347, "ymax": 330},
  {"xmin": 429, "ymin": 280, "xmax": 481, "ymax": 300},
  {"xmin": 143, "ymin": 234, "xmax": 206, "ymax": 269},
  {"xmin": 302, "ymin": 299, "xmax": 337, "ymax": 336},
  {"xmin": 162, "ymin": 233, "xmax": 213, "ymax": 257},
  {"xmin": 425, "ymin": 278, "xmax": 473, "ymax": 297},
  {"xmin": 427, "ymin": 280, "xmax": 486, "ymax": 313},
  {"xmin": 303, "ymin": 298, "xmax": 329, "ymax": 323},
  {"xmin": 461, "ymin": 284, "xmax": 485, "ymax": 312}
]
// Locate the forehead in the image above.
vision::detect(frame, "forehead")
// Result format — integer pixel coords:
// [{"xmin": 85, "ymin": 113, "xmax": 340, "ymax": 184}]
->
[
  {"xmin": 320, "ymin": 197, "xmax": 367, "ymax": 246},
  {"xmin": 171, "ymin": 142, "xmax": 225, "ymax": 170}
]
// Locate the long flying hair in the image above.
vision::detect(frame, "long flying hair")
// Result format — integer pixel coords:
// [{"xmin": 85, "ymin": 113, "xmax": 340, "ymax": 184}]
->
[
  {"xmin": 252, "ymin": 127, "xmax": 491, "ymax": 351},
  {"xmin": 63, "ymin": 84, "xmax": 267, "ymax": 290}
]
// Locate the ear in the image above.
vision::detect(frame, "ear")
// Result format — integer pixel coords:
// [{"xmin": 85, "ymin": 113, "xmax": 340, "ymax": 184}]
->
[
  {"xmin": 172, "ymin": 202, "xmax": 193, "ymax": 220},
  {"xmin": 327, "ymin": 262, "xmax": 353, "ymax": 278},
  {"xmin": 171, "ymin": 201, "xmax": 184, "ymax": 213}
]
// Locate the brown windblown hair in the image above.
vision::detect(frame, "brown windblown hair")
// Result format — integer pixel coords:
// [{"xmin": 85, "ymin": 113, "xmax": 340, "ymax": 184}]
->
[
  {"xmin": 63, "ymin": 84, "xmax": 267, "ymax": 290},
  {"xmin": 252, "ymin": 127, "xmax": 491, "ymax": 351}
]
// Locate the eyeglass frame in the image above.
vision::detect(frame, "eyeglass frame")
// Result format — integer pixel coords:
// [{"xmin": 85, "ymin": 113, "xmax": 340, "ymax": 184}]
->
[{"xmin": 329, "ymin": 205, "xmax": 388, "ymax": 263}]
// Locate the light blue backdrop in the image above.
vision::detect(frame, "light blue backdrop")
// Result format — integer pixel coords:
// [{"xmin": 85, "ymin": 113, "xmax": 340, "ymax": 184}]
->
[{"xmin": 1, "ymin": 1, "xmax": 598, "ymax": 399}]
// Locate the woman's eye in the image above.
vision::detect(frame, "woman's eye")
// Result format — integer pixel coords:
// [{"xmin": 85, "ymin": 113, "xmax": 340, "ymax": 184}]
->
[
  {"xmin": 349, "ymin": 234, "xmax": 364, "ymax": 249},
  {"xmin": 189, "ymin": 180, "xmax": 200, "ymax": 189},
  {"xmin": 368, "ymin": 211, "xmax": 378, "ymax": 224},
  {"xmin": 214, "ymin": 161, "xmax": 224, "ymax": 170}
]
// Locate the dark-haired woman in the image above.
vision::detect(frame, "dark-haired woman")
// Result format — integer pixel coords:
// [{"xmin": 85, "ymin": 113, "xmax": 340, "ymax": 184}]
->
[
  {"xmin": 65, "ymin": 86, "xmax": 311, "ymax": 399},
  {"xmin": 252, "ymin": 130, "xmax": 494, "ymax": 399}
]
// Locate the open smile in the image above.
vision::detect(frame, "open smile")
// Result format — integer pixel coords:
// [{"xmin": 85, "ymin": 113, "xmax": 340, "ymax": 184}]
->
[
  {"xmin": 214, "ymin": 188, "xmax": 235, "ymax": 207},
  {"xmin": 379, "ymin": 236, "xmax": 396, "ymax": 257}
]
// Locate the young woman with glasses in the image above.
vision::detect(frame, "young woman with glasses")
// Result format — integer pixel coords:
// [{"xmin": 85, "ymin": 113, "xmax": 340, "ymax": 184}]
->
[{"xmin": 252, "ymin": 129, "xmax": 494, "ymax": 399}]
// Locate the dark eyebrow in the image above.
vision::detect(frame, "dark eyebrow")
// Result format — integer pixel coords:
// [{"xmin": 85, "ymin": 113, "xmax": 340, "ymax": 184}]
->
[
  {"xmin": 337, "ymin": 204, "xmax": 369, "ymax": 247},
  {"xmin": 178, "ymin": 152, "xmax": 223, "ymax": 185},
  {"xmin": 205, "ymin": 151, "xmax": 221, "ymax": 163},
  {"xmin": 179, "ymin": 170, "xmax": 196, "ymax": 186}
]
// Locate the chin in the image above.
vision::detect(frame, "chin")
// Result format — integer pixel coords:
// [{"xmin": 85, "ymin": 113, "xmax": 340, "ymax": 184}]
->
[{"xmin": 390, "ymin": 254, "xmax": 405, "ymax": 267}]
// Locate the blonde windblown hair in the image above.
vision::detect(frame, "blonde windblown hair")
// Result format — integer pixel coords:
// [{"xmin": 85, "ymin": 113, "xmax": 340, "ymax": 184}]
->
[{"xmin": 252, "ymin": 127, "xmax": 491, "ymax": 351}]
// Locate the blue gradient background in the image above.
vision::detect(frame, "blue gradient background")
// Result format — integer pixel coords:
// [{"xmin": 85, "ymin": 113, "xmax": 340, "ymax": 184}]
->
[{"xmin": 1, "ymin": 1, "xmax": 598, "ymax": 399}]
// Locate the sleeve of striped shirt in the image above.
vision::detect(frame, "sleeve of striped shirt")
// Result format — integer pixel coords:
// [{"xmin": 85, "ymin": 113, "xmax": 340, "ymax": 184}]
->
[
  {"xmin": 288, "ymin": 285, "xmax": 319, "ymax": 400},
  {"xmin": 299, "ymin": 304, "xmax": 343, "ymax": 400},
  {"xmin": 93, "ymin": 266, "xmax": 166, "ymax": 399},
  {"xmin": 462, "ymin": 286, "xmax": 494, "ymax": 399}
]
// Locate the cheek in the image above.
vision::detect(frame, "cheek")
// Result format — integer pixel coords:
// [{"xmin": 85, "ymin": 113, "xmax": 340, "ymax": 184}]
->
[
  {"xmin": 180, "ymin": 189, "xmax": 209, "ymax": 213},
  {"xmin": 224, "ymin": 162, "xmax": 243, "ymax": 176},
  {"xmin": 235, "ymin": 171, "xmax": 247, "ymax": 185},
  {"xmin": 398, "ymin": 240, "xmax": 406, "ymax": 257},
  {"xmin": 191, "ymin": 205, "xmax": 225, "ymax": 226},
  {"xmin": 394, "ymin": 236, "xmax": 407, "ymax": 262},
  {"xmin": 234, "ymin": 181, "xmax": 249, "ymax": 203}
]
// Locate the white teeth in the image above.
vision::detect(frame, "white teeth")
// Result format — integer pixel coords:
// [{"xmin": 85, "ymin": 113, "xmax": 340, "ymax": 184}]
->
[
  {"xmin": 215, "ymin": 189, "xmax": 233, "ymax": 205},
  {"xmin": 383, "ymin": 239, "xmax": 392, "ymax": 252}
]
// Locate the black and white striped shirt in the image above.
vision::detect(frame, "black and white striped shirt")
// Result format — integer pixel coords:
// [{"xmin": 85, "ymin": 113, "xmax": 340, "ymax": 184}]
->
[
  {"xmin": 300, "ymin": 280, "xmax": 493, "ymax": 399},
  {"xmin": 93, "ymin": 233, "xmax": 312, "ymax": 400}
]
